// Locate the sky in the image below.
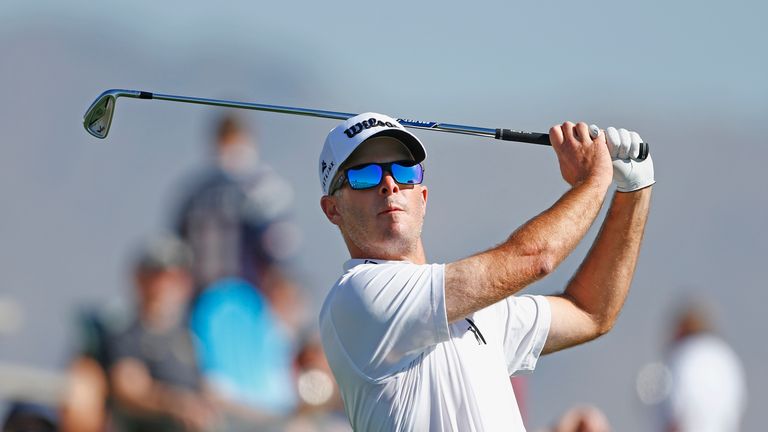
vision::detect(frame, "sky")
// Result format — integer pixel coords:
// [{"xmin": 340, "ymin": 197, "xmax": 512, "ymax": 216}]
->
[{"xmin": 1, "ymin": 1, "xmax": 766, "ymax": 430}]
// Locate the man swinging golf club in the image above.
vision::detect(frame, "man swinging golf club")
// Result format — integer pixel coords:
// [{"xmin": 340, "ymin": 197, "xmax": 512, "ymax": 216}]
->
[{"xmin": 318, "ymin": 112, "xmax": 653, "ymax": 431}]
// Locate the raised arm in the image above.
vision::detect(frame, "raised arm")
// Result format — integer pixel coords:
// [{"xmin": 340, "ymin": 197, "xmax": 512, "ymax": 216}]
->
[
  {"xmin": 543, "ymin": 127, "xmax": 654, "ymax": 353},
  {"xmin": 543, "ymin": 187, "xmax": 651, "ymax": 353},
  {"xmin": 445, "ymin": 122, "xmax": 614, "ymax": 323}
]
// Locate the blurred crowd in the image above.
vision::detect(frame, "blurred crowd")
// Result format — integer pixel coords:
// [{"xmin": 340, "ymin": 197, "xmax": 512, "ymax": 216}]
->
[
  {"xmin": 5, "ymin": 114, "xmax": 348, "ymax": 432},
  {"xmin": 1, "ymin": 114, "xmax": 747, "ymax": 432}
]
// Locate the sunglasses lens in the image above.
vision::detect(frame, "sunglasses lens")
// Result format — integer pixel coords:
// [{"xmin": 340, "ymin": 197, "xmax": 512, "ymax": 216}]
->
[
  {"xmin": 392, "ymin": 162, "xmax": 423, "ymax": 185},
  {"xmin": 347, "ymin": 164, "xmax": 383, "ymax": 190}
]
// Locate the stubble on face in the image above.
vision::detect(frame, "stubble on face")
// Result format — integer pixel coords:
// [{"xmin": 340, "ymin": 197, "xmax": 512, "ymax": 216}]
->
[
  {"xmin": 338, "ymin": 186, "xmax": 425, "ymax": 258},
  {"xmin": 333, "ymin": 137, "xmax": 427, "ymax": 261}
]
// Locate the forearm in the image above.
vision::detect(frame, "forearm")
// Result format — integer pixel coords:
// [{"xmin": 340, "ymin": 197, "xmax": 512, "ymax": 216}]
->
[
  {"xmin": 114, "ymin": 379, "xmax": 188, "ymax": 418},
  {"xmin": 546, "ymin": 187, "xmax": 652, "ymax": 352},
  {"xmin": 568, "ymin": 188, "xmax": 651, "ymax": 326},
  {"xmin": 507, "ymin": 177, "xmax": 611, "ymax": 271},
  {"xmin": 445, "ymin": 175, "xmax": 610, "ymax": 322},
  {"xmin": 111, "ymin": 360, "xmax": 201, "ymax": 419}
]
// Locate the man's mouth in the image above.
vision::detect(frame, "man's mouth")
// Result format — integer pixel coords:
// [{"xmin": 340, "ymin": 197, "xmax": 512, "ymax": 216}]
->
[{"xmin": 378, "ymin": 206, "xmax": 404, "ymax": 215}]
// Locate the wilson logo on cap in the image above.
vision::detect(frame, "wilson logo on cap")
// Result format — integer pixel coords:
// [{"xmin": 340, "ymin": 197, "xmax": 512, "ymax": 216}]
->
[{"xmin": 343, "ymin": 118, "xmax": 397, "ymax": 139}]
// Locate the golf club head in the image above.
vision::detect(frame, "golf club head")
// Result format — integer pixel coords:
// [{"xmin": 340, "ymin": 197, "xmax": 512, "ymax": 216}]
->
[{"xmin": 83, "ymin": 89, "xmax": 144, "ymax": 139}]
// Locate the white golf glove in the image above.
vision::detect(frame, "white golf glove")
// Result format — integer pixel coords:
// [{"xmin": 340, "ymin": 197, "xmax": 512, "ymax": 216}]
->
[{"xmin": 590, "ymin": 125, "xmax": 655, "ymax": 192}]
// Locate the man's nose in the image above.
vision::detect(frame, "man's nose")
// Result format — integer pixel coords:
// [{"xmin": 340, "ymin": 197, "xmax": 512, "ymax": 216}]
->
[{"xmin": 378, "ymin": 173, "xmax": 400, "ymax": 195}]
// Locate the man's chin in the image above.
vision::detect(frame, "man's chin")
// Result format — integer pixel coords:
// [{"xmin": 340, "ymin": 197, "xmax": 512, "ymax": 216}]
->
[
  {"xmin": 375, "ymin": 231, "xmax": 418, "ymax": 254},
  {"xmin": 378, "ymin": 222, "xmax": 410, "ymax": 240},
  {"xmin": 346, "ymin": 221, "xmax": 421, "ymax": 258}
]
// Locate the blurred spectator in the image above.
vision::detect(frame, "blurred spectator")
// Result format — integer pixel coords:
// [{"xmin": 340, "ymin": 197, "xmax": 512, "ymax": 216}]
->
[
  {"xmin": 107, "ymin": 235, "xmax": 217, "ymax": 432},
  {"xmin": 3, "ymin": 401, "xmax": 58, "ymax": 432},
  {"xmin": 278, "ymin": 333, "xmax": 350, "ymax": 432},
  {"xmin": 171, "ymin": 113, "xmax": 303, "ymax": 327},
  {"xmin": 660, "ymin": 298, "xmax": 746, "ymax": 432},
  {"xmin": 63, "ymin": 235, "xmax": 218, "ymax": 432},
  {"xmin": 191, "ymin": 290, "xmax": 355, "ymax": 431},
  {"xmin": 190, "ymin": 278, "xmax": 297, "ymax": 417},
  {"xmin": 170, "ymin": 113, "xmax": 311, "ymax": 426},
  {"xmin": 536, "ymin": 405, "xmax": 611, "ymax": 432},
  {"xmin": 293, "ymin": 332, "xmax": 344, "ymax": 415},
  {"xmin": 60, "ymin": 334, "xmax": 107, "ymax": 432}
]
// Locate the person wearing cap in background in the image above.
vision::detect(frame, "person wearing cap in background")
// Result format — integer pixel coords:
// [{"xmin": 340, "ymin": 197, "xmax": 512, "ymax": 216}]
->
[
  {"xmin": 172, "ymin": 113, "xmax": 303, "ymax": 328},
  {"xmin": 172, "ymin": 113, "xmax": 305, "ymax": 421},
  {"xmin": 317, "ymin": 113, "xmax": 654, "ymax": 430},
  {"xmin": 104, "ymin": 235, "xmax": 218, "ymax": 432}
]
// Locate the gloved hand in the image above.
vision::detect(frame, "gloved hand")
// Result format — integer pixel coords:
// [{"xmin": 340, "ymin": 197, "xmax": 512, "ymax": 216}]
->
[{"xmin": 590, "ymin": 125, "xmax": 655, "ymax": 192}]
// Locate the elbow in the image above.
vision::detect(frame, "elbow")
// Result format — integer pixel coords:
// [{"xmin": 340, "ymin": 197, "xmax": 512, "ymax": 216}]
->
[
  {"xmin": 507, "ymin": 235, "xmax": 561, "ymax": 279},
  {"xmin": 532, "ymin": 252, "xmax": 557, "ymax": 279},
  {"xmin": 574, "ymin": 317, "xmax": 615, "ymax": 347},
  {"xmin": 593, "ymin": 315, "xmax": 617, "ymax": 338},
  {"xmin": 520, "ymin": 239, "xmax": 560, "ymax": 279}
]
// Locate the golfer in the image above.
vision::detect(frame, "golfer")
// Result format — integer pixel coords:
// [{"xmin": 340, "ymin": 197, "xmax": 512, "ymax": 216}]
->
[{"xmin": 318, "ymin": 112, "xmax": 653, "ymax": 431}]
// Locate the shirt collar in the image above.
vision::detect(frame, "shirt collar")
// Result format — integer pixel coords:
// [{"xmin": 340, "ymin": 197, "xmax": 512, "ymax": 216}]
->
[{"xmin": 343, "ymin": 258, "xmax": 411, "ymax": 271}]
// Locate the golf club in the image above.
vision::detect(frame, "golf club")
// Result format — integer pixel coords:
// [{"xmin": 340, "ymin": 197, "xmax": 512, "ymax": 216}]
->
[{"xmin": 83, "ymin": 89, "xmax": 649, "ymax": 160}]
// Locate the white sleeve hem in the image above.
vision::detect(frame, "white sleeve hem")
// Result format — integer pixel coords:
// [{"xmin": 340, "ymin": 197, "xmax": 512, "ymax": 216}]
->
[{"xmin": 511, "ymin": 294, "xmax": 552, "ymax": 375}]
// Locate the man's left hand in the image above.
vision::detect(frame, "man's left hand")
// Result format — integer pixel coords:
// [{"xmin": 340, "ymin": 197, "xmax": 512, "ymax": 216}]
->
[{"xmin": 591, "ymin": 125, "xmax": 655, "ymax": 192}]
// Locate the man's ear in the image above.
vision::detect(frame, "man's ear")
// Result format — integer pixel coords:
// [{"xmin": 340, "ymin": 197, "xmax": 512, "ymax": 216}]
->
[
  {"xmin": 416, "ymin": 185, "xmax": 428, "ymax": 218},
  {"xmin": 320, "ymin": 195, "xmax": 342, "ymax": 226}
]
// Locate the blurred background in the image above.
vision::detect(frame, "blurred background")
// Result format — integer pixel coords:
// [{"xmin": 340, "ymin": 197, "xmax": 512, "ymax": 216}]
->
[{"xmin": 1, "ymin": 0, "xmax": 765, "ymax": 431}]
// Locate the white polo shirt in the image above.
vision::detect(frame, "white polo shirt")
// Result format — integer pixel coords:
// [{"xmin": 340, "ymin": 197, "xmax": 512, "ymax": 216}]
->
[{"xmin": 319, "ymin": 259, "xmax": 551, "ymax": 431}]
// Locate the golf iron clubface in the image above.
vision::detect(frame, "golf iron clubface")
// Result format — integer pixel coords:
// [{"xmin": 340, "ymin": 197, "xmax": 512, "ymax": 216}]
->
[{"xmin": 83, "ymin": 89, "xmax": 649, "ymax": 160}]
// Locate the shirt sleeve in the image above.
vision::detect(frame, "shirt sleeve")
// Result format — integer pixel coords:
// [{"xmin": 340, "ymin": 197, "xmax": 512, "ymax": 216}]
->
[
  {"xmin": 498, "ymin": 294, "xmax": 551, "ymax": 376},
  {"xmin": 327, "ymin": 262, "xmax": 450, "ymax": 380}
]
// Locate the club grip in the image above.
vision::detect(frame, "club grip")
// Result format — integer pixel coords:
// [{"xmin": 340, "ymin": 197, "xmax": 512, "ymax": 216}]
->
[
  {"xmin": 495, "ymin": 128, "xmax": 649, "ymax": 161},
  {"xmin": 495, "ymin": 129, "xmax": 550, "ymax": 145}
]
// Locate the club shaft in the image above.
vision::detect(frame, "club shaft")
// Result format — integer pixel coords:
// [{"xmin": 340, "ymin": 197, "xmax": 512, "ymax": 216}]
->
[
  {"xmin": 88, "ymin": 89, "xmax": 649, "ymax": 160},
  {"xmin": 130, "ymin": 91, "xmax": 552, "ymax": 146},
  {"xmin": 151, "ymin": 92, "xmax": 357, "ymax": 123}
]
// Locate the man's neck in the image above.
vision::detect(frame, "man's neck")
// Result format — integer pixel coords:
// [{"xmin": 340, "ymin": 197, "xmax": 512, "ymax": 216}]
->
[{"xmin": 347, "ymin": 242, "xmax": 427, "ymax": 264}]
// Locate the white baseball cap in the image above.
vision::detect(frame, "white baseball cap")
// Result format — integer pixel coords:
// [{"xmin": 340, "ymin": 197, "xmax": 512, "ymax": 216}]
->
[{"xmin": 318, "ymin": 112, "xmax": 427, "ymax": 195}]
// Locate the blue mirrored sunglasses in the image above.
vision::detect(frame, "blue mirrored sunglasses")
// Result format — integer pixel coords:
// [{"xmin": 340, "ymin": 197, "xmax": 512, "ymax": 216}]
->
[{"xmin": 330, "ymin": 160, "xmax": 424, "ymax": 195}]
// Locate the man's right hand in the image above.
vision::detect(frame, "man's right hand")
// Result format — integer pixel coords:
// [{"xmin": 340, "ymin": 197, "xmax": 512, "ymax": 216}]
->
[
  {"xmin": 549, "ymin": 122, "xmax": 613, "ymax": 188},
  {"xmin": 445, "ymin": 122, "xmax": 617, "ymax": 323}
]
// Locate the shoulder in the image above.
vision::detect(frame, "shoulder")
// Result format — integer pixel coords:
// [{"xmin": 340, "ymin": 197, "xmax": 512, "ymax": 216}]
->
[
  {"xmin": 173, "ymin": 167, "xmax": 235, "ymax": 209},
  {"xmin": 672, "ymin": 334, "xmax": 742, "ymax": 366},
  {"xmin": 341, "ymin": 260, "xmax": 442, "ymax": 293},
  {"xmin": 319, "ymin": 261, "xmax": 450, "ymax": 379},
  {"xmin": 241, "ymin": 165, "xmax": 295, "ymax": 223},
  {"xmin": 322, "ymin": 260, "xmax": 443, "ymax": 318},
  {"xmin": 91, "ymin": 302, "xmax": 136, "ymax": 339},
  {"xmin": 178, "ymin": 167, "xmax": 230, "ymax": 193}
]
